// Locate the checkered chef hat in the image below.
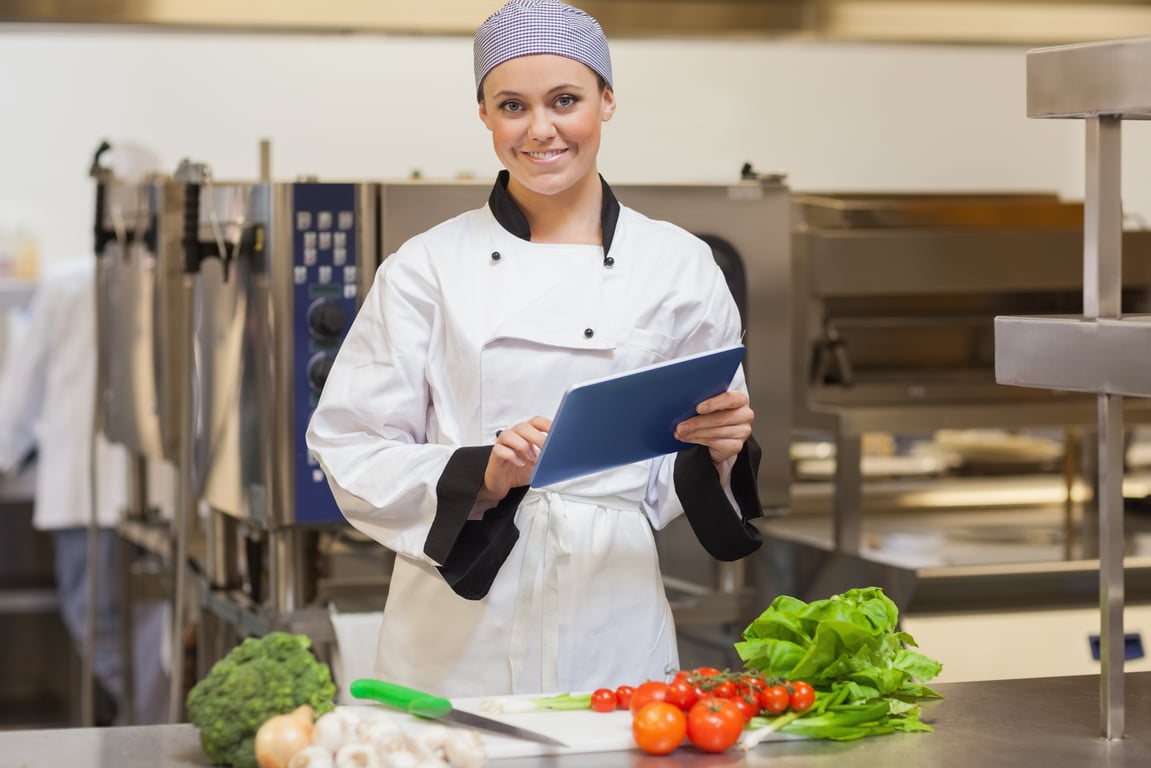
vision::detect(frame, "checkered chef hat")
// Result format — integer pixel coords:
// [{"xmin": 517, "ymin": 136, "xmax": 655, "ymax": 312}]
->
[{"xmin": 473, "ymin": 0, "xmax": 613, "ymax": 93}]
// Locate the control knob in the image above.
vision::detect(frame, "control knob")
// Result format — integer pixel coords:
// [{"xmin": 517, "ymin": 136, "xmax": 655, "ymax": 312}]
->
[
  {"xmin": 308, "ymin": 300, "xmax": 347, "ymax": 339},
  {"xmin": 308, "ymin": 354, "xmax": 335, "ymax": 393}
]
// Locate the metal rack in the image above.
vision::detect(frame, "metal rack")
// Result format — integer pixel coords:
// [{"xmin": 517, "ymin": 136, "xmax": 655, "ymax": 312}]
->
[{"xmin": 995, "ymin": 35, "xmax": 1151, "ymax": 740}]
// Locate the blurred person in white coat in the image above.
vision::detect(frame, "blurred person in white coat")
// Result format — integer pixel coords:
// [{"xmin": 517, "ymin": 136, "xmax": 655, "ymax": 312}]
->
[{"xmin": 0, "ymin": 147, "xmax": 171, "ymax": 725}]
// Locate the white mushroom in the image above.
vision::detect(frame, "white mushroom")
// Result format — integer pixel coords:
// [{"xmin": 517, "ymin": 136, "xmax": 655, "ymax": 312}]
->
[
  {"xmin": 354, "ymin": 711, "xmax": 402, "ymax": 742},
  {"xmin": 335, "ymin": 743, "xmax": 381, "ymax": 768},
  {"xmin": 312, "ymin": 710, "xmax": 362, "ymax": 754},
  {"xmin": 408, "ymin": 724, "xmax": 449, "ymax": 760},
  {"xmin": 378, "ymin": 751, "xmax": 419, "ymax": 768},
  {"xmin": 443, "ymin": 729, "xmax": 487, "ymax": 768},
  {"xmin": 287, "ymin": 745, "xmax": 336, "ymax": 768},
  {"xmin": 358, "ymin": 717, "xmax": 408, "ymax": 756}
]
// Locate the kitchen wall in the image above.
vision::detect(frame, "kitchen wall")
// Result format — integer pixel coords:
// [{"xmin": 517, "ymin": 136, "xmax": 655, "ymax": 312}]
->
[{"xmin": 1, "ymin": 27, "xmax": 1148, "ymax": 269}]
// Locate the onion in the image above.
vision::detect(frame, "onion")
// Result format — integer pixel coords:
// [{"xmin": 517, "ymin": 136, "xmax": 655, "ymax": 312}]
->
[{"xmin": 255, "ymin": 705, "xmax": 316, "ymax": 768}]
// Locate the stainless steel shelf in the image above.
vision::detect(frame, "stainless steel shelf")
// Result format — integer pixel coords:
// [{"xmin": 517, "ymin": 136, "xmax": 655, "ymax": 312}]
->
[
  {"xmin": 996, "ymin": 33, "xmax": 1151, "ymax": 740},
  {"xmin": 997, "ymin": 314, "xmax": 1151, "ymax": 397},
  {"xmin": 1029, "ymin": 36, "xmax": 1151, "ymax": 119}
]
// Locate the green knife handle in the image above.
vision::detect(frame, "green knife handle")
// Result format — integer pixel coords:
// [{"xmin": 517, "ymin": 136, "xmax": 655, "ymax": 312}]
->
[{"xmin": 349, "ymin": 679, "xmax": 452, "ymax": 718}]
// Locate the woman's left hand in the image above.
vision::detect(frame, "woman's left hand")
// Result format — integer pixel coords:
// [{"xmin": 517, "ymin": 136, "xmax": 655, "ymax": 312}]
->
[{"xmin": 674, "ymin": 390, "xmax": 754, "ymax": 464}]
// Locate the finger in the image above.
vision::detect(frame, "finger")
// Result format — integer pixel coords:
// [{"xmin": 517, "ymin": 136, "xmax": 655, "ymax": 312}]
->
[
  {"xmin": 491, "ymin": 442, "xmax": 527, "ymax": 468},
  {"xmin": 677, "ymin": 408, "xmax": 753, "ymax": 439},
  {"xmin": 527, "ymin": 415, "xmax": 553, "ymax": 433},
  {"xmin": 509, "ymin": 420, "xmax": 549, "ymax": 456},
  {"xmin": 504, "ymin": 423, "xmax": 549, "ymax": 464},
  {"xmin": 697, "ymin": 390, "xmax": 747, "ymax": 414}
]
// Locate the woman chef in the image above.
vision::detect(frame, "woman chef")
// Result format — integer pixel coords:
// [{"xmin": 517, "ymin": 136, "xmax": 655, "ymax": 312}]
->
[{"xmin": 306, "ymin": 0, "xmax": 763, "ymax": 698}]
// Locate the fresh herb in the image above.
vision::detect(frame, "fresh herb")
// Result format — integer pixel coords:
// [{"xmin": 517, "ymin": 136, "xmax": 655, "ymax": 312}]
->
[{"xmin": 735, "ymin": 586, "xmax": 942, "ymax": 745}]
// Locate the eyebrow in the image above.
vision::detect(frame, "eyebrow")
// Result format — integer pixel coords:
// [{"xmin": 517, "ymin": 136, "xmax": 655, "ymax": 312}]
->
[{"xmin": 490, "ymin": 82, "xmax": 587, "ymax": 100}]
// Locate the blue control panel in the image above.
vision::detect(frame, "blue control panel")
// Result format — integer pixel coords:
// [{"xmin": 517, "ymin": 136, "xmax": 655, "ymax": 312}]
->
[{"xmin": 291, "ymin": 183, "xmax": 361, "ymax": 524}]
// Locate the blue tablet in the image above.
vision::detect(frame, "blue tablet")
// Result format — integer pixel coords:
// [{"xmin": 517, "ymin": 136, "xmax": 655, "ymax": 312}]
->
[{"xmin": 529, "ymin": 345, "xmax": 746, "ymax": 488}]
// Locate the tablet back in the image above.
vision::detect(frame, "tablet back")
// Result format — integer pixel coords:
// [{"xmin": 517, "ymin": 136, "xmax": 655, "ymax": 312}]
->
[{"xmin": 529, "ymin": 345, "xmax": 746, "ymax": 488}]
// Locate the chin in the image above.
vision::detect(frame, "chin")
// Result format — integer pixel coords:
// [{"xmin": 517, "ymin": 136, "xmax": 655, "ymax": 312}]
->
[{"xmin": 510, "ymin": 166, "xmax": 594, "ymax": 198}]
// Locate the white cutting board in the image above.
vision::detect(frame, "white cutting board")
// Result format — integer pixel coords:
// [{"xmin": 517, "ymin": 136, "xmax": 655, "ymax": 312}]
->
[
  {"xmin": 341, "ymin": 695, "xmax": 799, "ymax": 759},
  {"xmin": 341, "ymin": 700, "xmax": 633, "ymax": 759}
]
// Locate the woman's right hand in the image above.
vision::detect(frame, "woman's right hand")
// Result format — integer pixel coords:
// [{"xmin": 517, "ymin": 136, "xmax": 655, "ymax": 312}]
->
[{"xmin": 480, "ymin": 416, "xmax": 552, "ymax": 501}]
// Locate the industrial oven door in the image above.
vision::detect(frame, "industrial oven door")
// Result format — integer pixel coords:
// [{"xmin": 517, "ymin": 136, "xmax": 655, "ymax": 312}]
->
[
  {"xmin": 95, "ymin": 178, "xmax": 187, "ymax": 463},
  {"xmin": 186, "ymin": 182, "xmax": 267, "ymax": 523}
]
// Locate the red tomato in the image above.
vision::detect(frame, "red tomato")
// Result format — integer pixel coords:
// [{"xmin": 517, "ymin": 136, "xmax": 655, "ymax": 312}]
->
[
  {"xmin": 629, "ymin": 680, "xmax": 670, "ymax": 714},
  {"xmin": 731, "ymin": 694, "xmax": 759, "ymax": 723},
  {"xmin": 788, "ymin": 681, "xmax": 816, "ymax": 713},
  {"xmin": 664, "ymin": 678, "xmax": 700, "ymax": 711},
  {"xmin": 632, "ymin": 702, "xmax": 687, "ymax": 756},
  {"xmin": 590, "ymin": 688, "xmax": 617, "ymax": 713},
  {"xmin": 685, "ymin": 696, "xmax": 745, "ymax": 753},
  {"xmin": 711, "ymin": 681, "xmax": 737, "ymax": 699},
  {"xmin": 692, "ymin": 666, "xmax": 722, "ymax": 678},
  {"xmin": 614, "ymin": 685, "xmax": 635, "ymax": 711},
  {"xmin": 740, "ymin": 674, "xmax": 765, "ymax": 693},
  {"xmin": 760, "ymin": 684, "xmax": 790, "ymax": 714}
]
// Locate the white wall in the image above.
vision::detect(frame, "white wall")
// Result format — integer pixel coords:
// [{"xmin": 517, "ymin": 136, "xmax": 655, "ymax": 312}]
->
[{"xmin": 1, "ymin": 27, "xmax": 1142, "ymax": 269}]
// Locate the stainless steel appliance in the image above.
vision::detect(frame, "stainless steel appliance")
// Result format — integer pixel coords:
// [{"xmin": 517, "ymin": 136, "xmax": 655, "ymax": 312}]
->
[
  {"xmin": 93, "ymin": 156, "xmax": 188, "ymax": 466},
  {"xmin": 183, "ymin": 178, "xmax": 378, "ymax": 530},
  {"xmin": 786, "ymin": 192, "xmax": 1151, "ymax": 552},
  {"xmin": 176, "ymin": 173, "xmax": 379, "ymax": 630},
  {"xmin": 91, "ymin": 145, "xmax": 189, "ymax": 722}
]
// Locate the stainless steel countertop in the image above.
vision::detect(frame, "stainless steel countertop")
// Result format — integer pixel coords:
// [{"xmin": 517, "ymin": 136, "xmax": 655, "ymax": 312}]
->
[{"xmin": 5, "ymin": 672, "xmax": 1149, "ymax": 767}]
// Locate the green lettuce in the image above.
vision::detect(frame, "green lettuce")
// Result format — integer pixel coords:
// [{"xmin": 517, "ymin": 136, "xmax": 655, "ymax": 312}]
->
[{"xmin": 736, "ymin": 586, "xmax": 943, "ymax": 742}]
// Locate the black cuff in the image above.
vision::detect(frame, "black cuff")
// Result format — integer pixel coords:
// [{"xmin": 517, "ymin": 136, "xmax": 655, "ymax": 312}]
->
[
  {"xmin": 425, "ymin": 446, "xmax": 528, "ymax": 600},
  {"xmin": 673, "ymin": 437, "xmax": 764, "ymax": 561}
]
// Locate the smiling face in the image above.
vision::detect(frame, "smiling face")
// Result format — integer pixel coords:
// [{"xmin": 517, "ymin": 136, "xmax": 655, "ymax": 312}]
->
[{"xmin": 478, "ymin": 54, "xmax": 615, "ymax": 203}]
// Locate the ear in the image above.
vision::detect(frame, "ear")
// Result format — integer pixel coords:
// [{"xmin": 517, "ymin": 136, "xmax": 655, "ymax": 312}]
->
[
  {"xmin": 479, "ymin": 100, "xmax": 494, "ymax": 131},
  {"xmin": 601, "ymin": 89, "xmax": 616, "ymax": 122}
]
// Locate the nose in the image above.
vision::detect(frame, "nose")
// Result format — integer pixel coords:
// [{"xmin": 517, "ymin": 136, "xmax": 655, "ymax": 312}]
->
[{"xmin": 528, "ymin": 109, "xmax": 556, "ymax": 142}]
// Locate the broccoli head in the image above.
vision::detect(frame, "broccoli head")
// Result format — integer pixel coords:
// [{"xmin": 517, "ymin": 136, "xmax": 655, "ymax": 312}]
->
[{"xmin": 186, "ymin": 631, "xmax": 336, "ymax": 768}]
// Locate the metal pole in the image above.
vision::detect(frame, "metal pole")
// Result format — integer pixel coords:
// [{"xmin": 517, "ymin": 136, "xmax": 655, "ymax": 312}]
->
[
  {"xmin": 1085, "ymin": 114, "xmax": 1125, "ymax": 740},
  {"xmin": 833, "ymin": 432, "xmax": 863, "ymax": 554},
  {"xmin": 117, "ymin": 453, "xmax": 148, "ymax": 725},
  {"xmin": 1098, "ymin": 394, "xmax": 1126, "ymax": 739},
  {"xmin": 82, "ymin": 256, "xmax": 105, "ymax": 728},
  {"xmin": 81, "ymin": 447, "xmax": 99, "ymax": 727},
  {"xmin": 167, "ymin": 273, "xmax": 195, "ymax": 723}
]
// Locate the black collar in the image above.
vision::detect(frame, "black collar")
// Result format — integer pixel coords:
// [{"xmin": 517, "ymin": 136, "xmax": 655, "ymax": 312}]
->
[{"xmin": 486, "ymin": 170, "xmax": 620, "ymax": 256}]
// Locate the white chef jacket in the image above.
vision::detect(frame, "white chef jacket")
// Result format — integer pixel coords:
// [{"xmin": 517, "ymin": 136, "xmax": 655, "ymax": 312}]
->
[
  {"xmin": 307, "ymin": 174, "xmax": 763, "ymax": 697},
  {"xmin": 0, "ymin": 259, "xmax": 127, "ymax": 529}
]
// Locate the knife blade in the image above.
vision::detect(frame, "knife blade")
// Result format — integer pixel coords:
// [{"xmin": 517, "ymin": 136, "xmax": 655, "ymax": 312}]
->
[{"xmin": 349, "ymin": 678, "xmax": 569, "ymax": 748}]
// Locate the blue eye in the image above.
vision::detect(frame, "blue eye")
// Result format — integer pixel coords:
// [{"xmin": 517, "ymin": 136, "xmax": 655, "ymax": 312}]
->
[
  {"xmin": 500, "ymin": 100, "xmax": 524, "ymax": 113},
  {"xmin": 556, "ymin": 95, "xmax": 577, "ymax": 108}
]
